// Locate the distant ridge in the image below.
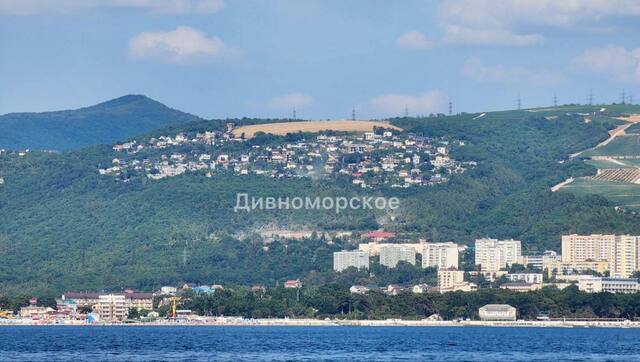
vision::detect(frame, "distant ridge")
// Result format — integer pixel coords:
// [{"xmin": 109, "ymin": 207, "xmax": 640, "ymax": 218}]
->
[{"xmin": 0, "ymin": 95, "xmax": 200, "ymax": 151}]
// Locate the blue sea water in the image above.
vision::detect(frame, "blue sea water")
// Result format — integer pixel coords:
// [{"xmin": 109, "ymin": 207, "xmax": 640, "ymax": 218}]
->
[{"xmin": 1, "ymin": 326, "xmax": 640, "ymax": 361}]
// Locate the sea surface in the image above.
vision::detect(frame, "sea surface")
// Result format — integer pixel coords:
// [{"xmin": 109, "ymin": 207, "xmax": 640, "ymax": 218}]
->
[{"xmin": 1, "ymin": 325, "xmax": 640, "ymax": 361}]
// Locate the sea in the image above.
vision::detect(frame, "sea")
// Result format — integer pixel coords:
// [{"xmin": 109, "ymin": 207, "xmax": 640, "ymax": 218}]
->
[{"xmin": 1, "ymin": 326, "xmax": 639, "ymax": 361}]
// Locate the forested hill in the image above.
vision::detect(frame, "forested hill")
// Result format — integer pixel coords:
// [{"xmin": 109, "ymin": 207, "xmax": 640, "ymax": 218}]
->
[
  {"xmin": 0, "ymin": 95, "xmax": 200, "ymax": 151},
  {"xmin": 2, "ymin": 103, "xmax": 640, "ymax": 296}
]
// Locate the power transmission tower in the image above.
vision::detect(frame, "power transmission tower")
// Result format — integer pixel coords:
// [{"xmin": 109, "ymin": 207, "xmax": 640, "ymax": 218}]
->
[
  {"xmin": 351, "ymin": 105, "xmax": 356, "ymax": 121},
  {"xmin": 630, "ymin": 92, "xmax": 634, "ymax": 105},
  {"xmin": 553, "ymin": 94, "xmax": 557, "ymax": 107},
  {"xmin": 292, "ymin": 108, "xmax": 296, "ymax": 120},
  {"xmin": 588, "ymin": 90, "xmax": 593, "ymax": 106},
  {"xmin": 404, "ymin": 104, "xmax": 409, "ymax": 117},
  {"xmin": 448, "ymin": 101, "xmax": 452, "ymax": 116},
  {"xmin": 622, "ymin": 90, "xmax": 626, "ymax": 104},
  {"xmin": 517, "ymin": 94, "xmax": 521, "ymax": 110}
]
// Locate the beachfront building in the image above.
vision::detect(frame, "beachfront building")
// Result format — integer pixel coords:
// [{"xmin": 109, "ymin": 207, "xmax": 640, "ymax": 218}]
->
[
  {"xmin": 379, "ymin": 245, "xmax": 416, "ymax": 268},
  {"xmin": 561, "ymin": 234, "xmax": 640, "ymax": 278},
  {"xmin": 578, "ymin": 276, "xmax": 639, "ymax": 294},
  {"xmin": 475, "ymin": 238, "xmax": 522, "ymax": 272},
  {"xmin": 96, "ymin": 294, "xmax": 128, "ymax": 322},
  {"xmin": 420, "ymin": 242, "xmax": 459, "ymax": 270},
  {"xmin": 479, "ymin": 304, "xmax": 517, "ymax": 321},
  {"xmin": 333, "ymin": 251, "xmax": 370, "ymax": 272}
]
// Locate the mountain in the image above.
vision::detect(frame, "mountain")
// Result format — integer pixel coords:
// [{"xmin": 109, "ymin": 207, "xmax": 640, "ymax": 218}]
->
[
  {"xmin": 2, "ymin": 104, "xmax": 640, "ymax": 296},
  {"xmin": 0, "ymin": 95, "xmax": 200, "ymax": 151}
]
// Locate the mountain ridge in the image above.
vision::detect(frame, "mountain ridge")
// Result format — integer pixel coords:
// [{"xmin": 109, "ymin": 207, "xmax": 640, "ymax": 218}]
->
[{"xmin": 0, "ymin": 95, "xmax": 200, "ymax": 151}]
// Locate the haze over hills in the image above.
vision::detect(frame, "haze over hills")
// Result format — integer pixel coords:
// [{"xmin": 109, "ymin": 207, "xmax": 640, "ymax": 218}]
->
[{"xmin": 0, "ymin": 95, "xmax": 200, "ymax": 151}]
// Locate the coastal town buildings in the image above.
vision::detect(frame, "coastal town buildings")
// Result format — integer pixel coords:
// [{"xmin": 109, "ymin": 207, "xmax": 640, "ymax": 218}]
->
[
  {"xmin": 438, "ymin": 268, "xmax": 475, "ymax": 293},
  {"xmin": 475, "ymin": 238, "xmax": 522, "ymax": 272},
  {"xmin": 379, "ymin": 245, "xmax": 416, "ymax": 268},
  {"xmin": 577, "ymin": 276, "xmax": 639, "ymax": 293},
  {"xmin": 333, "ymin": 251, "xmax": 370, "ymax": 272},
  {"xmin": 561, "ymin": 234, "xmax": 640, "ymax": 278},
  {"xmin": 419, "ymin": 242, "xmax": 459, "ymax": 269}
]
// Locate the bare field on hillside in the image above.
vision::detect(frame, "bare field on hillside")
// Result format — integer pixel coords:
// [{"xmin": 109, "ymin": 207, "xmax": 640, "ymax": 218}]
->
[{"xmin": 232, "ymin": 120, "xmax": 403, "ymax": 138}]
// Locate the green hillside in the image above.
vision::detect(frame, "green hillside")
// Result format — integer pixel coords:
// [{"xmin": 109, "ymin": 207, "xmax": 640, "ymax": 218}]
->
[
  {"xmin": 3, "ymin": 103, "xmax": 640, "ymax": 296},
  {"xmin": 0, "ymin": 95, "xmax": 200, "ymax": 151}
]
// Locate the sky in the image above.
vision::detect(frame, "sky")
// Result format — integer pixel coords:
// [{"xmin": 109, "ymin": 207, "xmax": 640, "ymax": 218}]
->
[{"xmin": 1, "ymin": 0, "xmax": 640, "ymax": 119}]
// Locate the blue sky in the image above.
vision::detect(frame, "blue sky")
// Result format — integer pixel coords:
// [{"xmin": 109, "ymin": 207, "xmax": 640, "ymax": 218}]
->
[{"xmin": 1, "ymin": 0, "xmax": 639, "ymax": 119}]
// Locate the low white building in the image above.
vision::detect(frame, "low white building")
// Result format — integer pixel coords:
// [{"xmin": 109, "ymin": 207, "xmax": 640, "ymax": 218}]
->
[
  {"xmin": 578, "ymin": 277, "xmax": 639, "ymax": 294},
  {"xmin": 506, "ymin": 273, "xmax": 544, "ymax": 284},
  {"xmin": 479, "ymin": 304, "xmax": 517, "ymax": 321}
]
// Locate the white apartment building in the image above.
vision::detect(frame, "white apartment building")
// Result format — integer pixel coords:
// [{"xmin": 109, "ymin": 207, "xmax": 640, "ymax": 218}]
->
[
  {"xmin": 96, "ymin": 294, "xmax": 128, "ymax": 322},
  {"xmin": 562, "ymin": 234, "xmax": 640, "ymax": 278},
  {"xmin": 475, "ymin": 238, "xmax": 522, "ymax": 272},
  {"xmin": 438, "ymin": 268, "xmax": 475, "ymax": 292},
  {"xmin": 505, "ymin": 273, "xmax": 544, "ymax": 284},
  {"xmin": 379, "ymin": 246, "xmax": 416, "ymax": 268},
  {"xmin": 333, "ymin": 251, "xmax": 370, "ymax": 272},
  {"xmin": 420, "ymin": 242, "xmax": 459, "ymax": 270},
  {"xmin": 578, "ymin": 276, "xmax": 639, "ymax": 294}
]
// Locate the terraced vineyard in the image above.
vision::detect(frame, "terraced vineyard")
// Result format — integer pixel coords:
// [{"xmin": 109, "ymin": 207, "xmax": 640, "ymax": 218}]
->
[{"xmin": 589, "ymin": 168, "xmax": 640, "ymax": 184}]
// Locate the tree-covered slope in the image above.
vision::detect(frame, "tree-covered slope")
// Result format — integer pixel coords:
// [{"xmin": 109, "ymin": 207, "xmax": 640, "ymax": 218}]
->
[
  {"xmin": 2, "ymin": 104, "xmax": 640, "ymax": 295},
  {"xmin": 0, "ymin": 95, "xmax": 200, "ymax": 151}
]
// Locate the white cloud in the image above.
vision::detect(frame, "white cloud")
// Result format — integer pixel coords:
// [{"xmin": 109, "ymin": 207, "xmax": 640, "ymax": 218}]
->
[
  {"xmin": 443, "ymin": 25, "xmax": 543, "ymax": 46},
  {"xmin": 395, "ymin": 31, "xmax": 433, "ymax": 50},
  {"xmin": 129, "ymin": 26, "xmax": 232, "ymax": 64},
  {"xmin": 462, "ymin": 57, "xmax": 567, "ymax": 85},
  {"xmin": 0, "ymin": 0, "xmax": 225, "ymax": 15},
  {"xmin": 369, "ymin": 91, "xmax": 447, "ymax": 116},
  {"xmin": 574, "ymin": 45, "xmax": 640, "ymax": 83},
  {"xmin": 438, "ymin": 0, "xmax": 640, "ymax": 46},
  {"xmin": 268, "ymin": 92, "xmax": 314, "ymax": 110}
]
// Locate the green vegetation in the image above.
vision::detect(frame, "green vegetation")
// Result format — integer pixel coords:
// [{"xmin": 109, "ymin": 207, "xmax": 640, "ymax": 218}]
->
[
  {"xmin": 0, "ymin": 95, "xmax": 200, "ymax": 151},
  {"xmin": 3, "ymin": 103, "xmax": 640, "ymax": 295},
  {"xmin": 559, "ymin": 178, "xmax": 640, "ymax": 209},
  {"xmin": 174, "ymin": 285, "xmax": 640, "ymax": 320},
  {"xmin": 583, "ymin": 135, "xmax": 640, "ymax": 157}
]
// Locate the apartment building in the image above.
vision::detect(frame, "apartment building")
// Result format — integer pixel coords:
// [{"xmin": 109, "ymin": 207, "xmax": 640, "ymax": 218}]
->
[
  {"xmin": 333, "ymin": 251, "xmax": 370, "ymax": 272},
  {"xmin": 561, "ymin": 234, "xmax": 640, "ymax": 278},
  {"xmin": 379, "ymin": 246, "xmax": 416, "ymax": 268},
  {"xmin": 475, "ymin": 238, "xmax": 522, "ymax": 272},
  {"xmin": 420, "ymin": 242, "xmax": 459, "ymax": 269},
  {"xmin": 438, "ymin": 268, "xmax": 475, "ymax": 292},
  {"xmin": 96, "ymin": 294, "xmax": 128, "ymax": 322}
]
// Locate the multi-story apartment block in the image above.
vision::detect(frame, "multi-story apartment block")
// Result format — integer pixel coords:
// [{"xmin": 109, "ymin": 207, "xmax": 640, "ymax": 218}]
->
[
  {"xmin": 562, "ymin": 234, "xmax": 640, "ymax": 278},
  {"xmin": 475, "ymin": 238, "xmax": 522, "ymax": 272},
  {"xmin": 333, "ymin": 251, "xmax": 370, "ymax": 272},
  {"xmin": 96, "ymin": 294, "xmax": 128, "ymax": 322},
  {"xmin": 438, "ymin": 268, "xmax": 475, "ymax": 293},
  {"xmin": 420, "ymin": 242, "xmax": 459, "ymax": 270},
  {"xmin": 379, "ymin": 246, "xmax": 416, "ymax": 268},
  {"xmin": 522, "ymin": 250, "xmax": 560, "ymax": 271}
]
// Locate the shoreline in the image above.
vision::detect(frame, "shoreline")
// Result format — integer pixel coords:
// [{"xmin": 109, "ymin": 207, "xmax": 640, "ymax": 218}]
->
[{"xmin": 2, "ymin": 318, "xmax": 640, "ymax": 328}]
